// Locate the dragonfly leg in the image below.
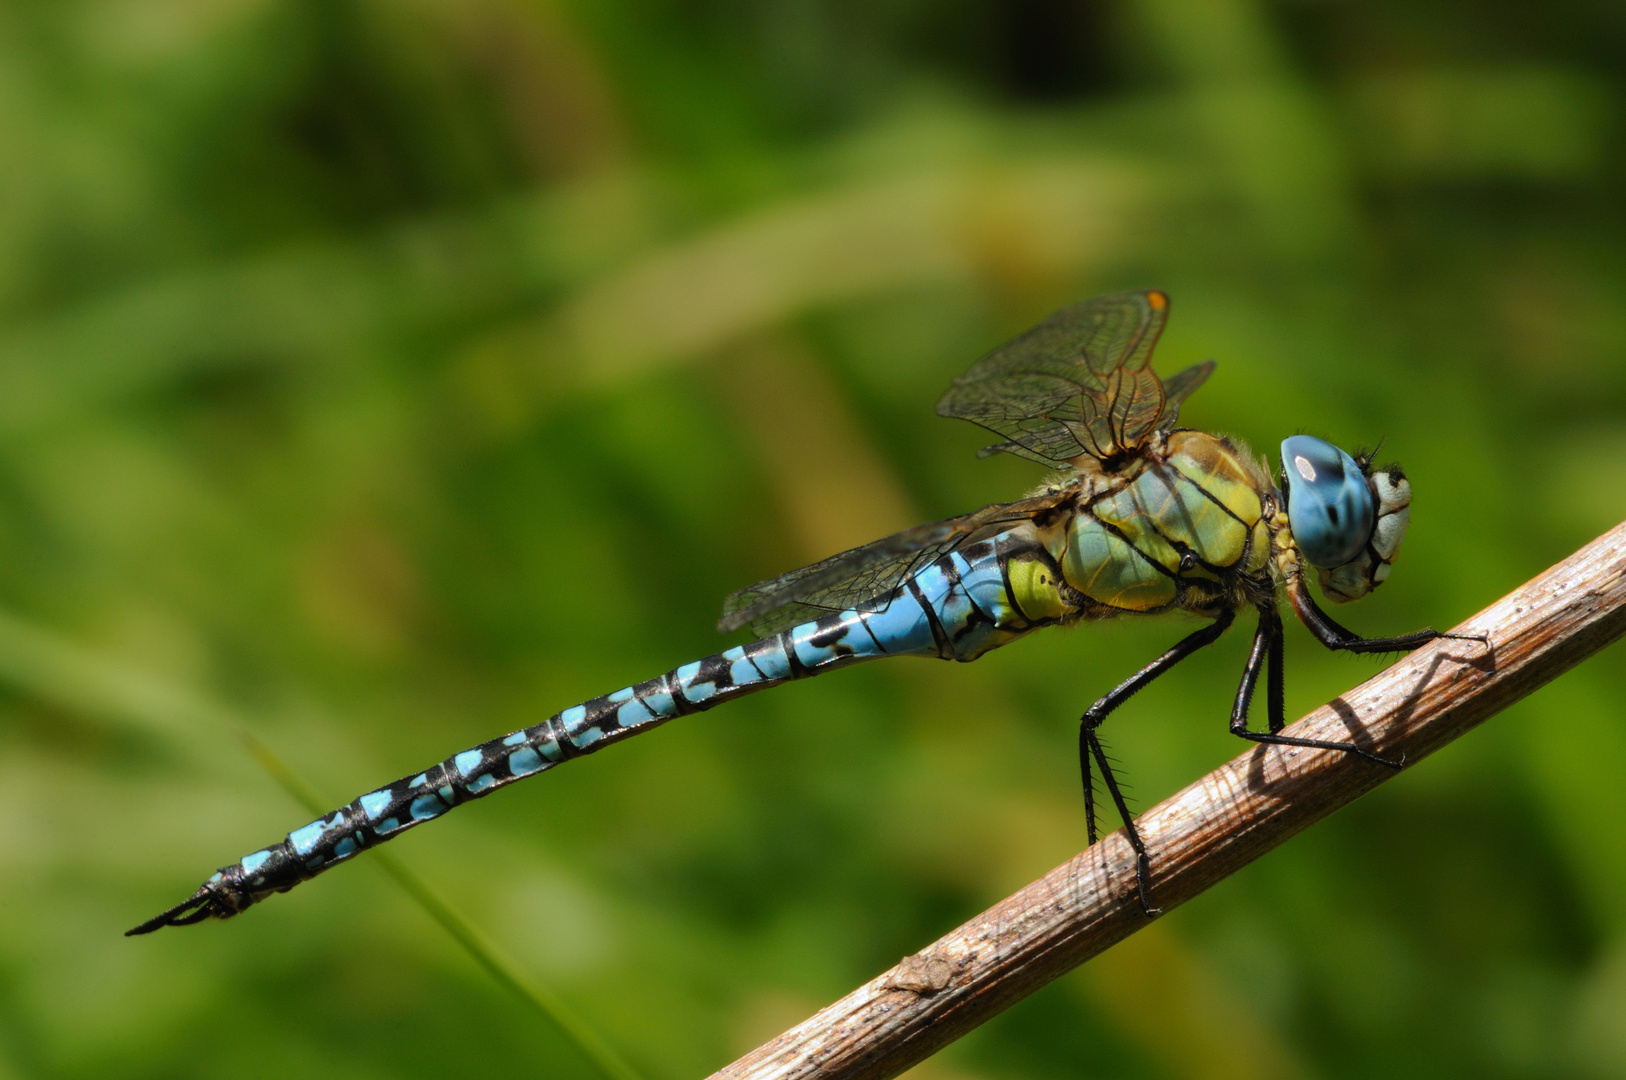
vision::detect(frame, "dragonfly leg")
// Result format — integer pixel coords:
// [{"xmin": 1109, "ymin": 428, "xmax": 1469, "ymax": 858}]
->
[
  {"xmin": 1080, "ymin": 730, "xmax": 1160, "ymax": 916},
  {"xmin": 1228, "ymin": 606, "xmax": 1401, "ymax": 768},
  {"xmin": 1288, "ymin": 579, "xmax": 1483, "ymax": 654},
  {"xmin": 1077, "ymin": 608, "xmax": 1236, "ymax": 916},
  {"xmin": 1267, "ymin": 607, "xmax": 1286, "ymax": 733}
]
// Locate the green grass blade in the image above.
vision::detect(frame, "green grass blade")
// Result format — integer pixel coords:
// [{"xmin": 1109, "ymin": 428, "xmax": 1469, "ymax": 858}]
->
[
  {"xmin": 0, "ymin": 607, "xmax": 642, "ymax": 1080},
  {"xmin": 241, "ymin": 733, "xmax": 646, "ymax": 1080}
]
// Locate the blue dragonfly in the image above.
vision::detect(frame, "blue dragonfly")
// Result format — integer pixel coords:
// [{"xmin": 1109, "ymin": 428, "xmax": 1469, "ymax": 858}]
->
[{"xmin": 130, "ymin": 289, "xmax": 1454, "ymax": 933}]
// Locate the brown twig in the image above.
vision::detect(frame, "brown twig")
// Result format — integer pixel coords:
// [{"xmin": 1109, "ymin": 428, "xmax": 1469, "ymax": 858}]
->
[{"xmin": 711, "ymin": 520, "xmax": 1626, "ymax": 1080}]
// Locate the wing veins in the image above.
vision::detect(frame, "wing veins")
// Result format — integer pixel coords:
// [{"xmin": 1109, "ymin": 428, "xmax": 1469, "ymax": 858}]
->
[
  {"xmin": 719, "ymin": 494, "xmax": 1069, "ymax": 636},
  {"xmin": 936, "ymin": 289, "xmax": 1176, "ymax": 466}
]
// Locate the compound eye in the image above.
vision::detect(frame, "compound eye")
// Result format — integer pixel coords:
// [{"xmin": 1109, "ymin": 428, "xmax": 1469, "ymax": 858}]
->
[{"xmin": 1279, "ymin": 435, "xmax": 1376, "ymax": 568}]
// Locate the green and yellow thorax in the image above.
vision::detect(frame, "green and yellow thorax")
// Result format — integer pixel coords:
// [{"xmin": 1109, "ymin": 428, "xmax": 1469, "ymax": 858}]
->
[{"xmin": 1005, "ymin": 430, "xmax": 1277, "ymax": 623}]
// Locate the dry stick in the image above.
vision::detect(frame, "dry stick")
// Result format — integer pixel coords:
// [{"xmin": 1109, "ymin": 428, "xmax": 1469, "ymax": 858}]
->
[{"xmin": 712, "ymin": 520, "xmax": 1626, "ymax": 1080}]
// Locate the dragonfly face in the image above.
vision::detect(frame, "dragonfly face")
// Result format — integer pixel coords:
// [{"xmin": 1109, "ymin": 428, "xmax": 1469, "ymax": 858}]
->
[{"xmin": 1279, "ymin": 434, "xmax": 1412, "ymax": 603}]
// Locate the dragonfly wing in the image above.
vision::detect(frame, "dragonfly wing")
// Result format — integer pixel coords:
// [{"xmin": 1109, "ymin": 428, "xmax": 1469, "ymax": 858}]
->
[
  {"xmin": 936, "ymin": 290, "xmax": 1172, "ymax": 466},
  {"xmin": 1156, "ymin": 360, "xmax": 1216, "ymax": 431},
  {"xmin": 974, "ymin": 439, "xmax": 1068, "ymax": 466},
  {"xmin": 719, "ymin": 494, "xmax": 1070, "ymax": 637}
]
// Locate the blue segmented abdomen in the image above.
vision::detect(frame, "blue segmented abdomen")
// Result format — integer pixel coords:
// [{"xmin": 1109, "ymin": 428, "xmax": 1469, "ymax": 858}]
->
[{"xmin": 130, "ymin": 532, "xmax": 1061, "ymax": 931}]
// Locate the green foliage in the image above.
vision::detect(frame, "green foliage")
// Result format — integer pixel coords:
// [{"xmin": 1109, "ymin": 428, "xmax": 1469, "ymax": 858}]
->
[{"xmin": 1, "ymin": 0, "xmax": 1624, "ymax": 1076}]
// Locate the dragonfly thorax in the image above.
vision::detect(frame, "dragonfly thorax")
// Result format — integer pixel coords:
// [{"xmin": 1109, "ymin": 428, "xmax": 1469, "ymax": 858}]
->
[{"xmin": 1050, "ymin": 431, "xmax": 1274, "ymax": 617}]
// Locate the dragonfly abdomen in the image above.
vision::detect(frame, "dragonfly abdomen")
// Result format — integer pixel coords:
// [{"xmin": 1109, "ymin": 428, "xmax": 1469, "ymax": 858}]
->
[{"xmin": 131, "ymin": 531, "xmax": 1059, "ymax": 930}]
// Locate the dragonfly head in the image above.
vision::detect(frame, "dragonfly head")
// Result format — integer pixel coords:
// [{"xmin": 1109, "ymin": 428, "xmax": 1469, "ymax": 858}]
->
[{"xmin": 1278, "ymin": 435, "xmax": 1411, "ymax": 603}]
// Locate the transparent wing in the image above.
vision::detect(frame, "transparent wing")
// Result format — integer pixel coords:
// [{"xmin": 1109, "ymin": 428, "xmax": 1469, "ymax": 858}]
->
[
  {"xmin": 719, "ymin": 493, "xmax": 1071, "ymax": 637},
  {"xmin": 1156, "ymin": 360, "xmax": 1215, "ymax": 431},
  {"xmin": 936, "ymin": 290, "xmax": 1172, "ymax": 466},
  {"xmin": 970, "ymin": 350, "xmax": 1213, "ymax": 460}
]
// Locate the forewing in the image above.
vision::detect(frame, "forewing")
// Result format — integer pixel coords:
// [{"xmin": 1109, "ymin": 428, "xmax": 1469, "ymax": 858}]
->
[
  {"xmin": 719, "ymin": 494, "xmax": 1069, "ymax": 637},
  {"xmin": 936, "ymin": 290, "xmax": 1171, "ymax": 465},
  {"xmin": 1156, "ymin": 360, "xmax": 1215, "ymax": 431}
]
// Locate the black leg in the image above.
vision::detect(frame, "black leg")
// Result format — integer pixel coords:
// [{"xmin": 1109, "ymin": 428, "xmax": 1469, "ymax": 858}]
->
[
  {"xmin": 1078, "ymin": 608, "xmax": 1235, "ymax": 916},
  {"xmin": 1229, "ymin": 606, "xmax": 1401, "ymax": 768},
  {"xmin": 1266, "ymin": 605, "xmax": 1286, "ymax": 733},
  {"xmin": 1288, "ymin": 580, "xmax": 1482, "ymax": 655},
  {"xmin": 1082, "ymin": 728, "xmax": 1160, "ymax": 915}
]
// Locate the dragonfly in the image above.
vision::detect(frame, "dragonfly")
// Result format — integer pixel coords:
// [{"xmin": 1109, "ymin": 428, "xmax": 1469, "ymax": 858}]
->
[{"xmin": 131, "ymin": 289, "xmax": 1455, "ymax": 933}]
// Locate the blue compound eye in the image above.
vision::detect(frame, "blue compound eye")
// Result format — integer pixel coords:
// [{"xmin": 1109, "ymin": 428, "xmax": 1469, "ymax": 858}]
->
[{"xmin": 1280, "ymin": 435, "xmax": 1376, "ymax": 569}]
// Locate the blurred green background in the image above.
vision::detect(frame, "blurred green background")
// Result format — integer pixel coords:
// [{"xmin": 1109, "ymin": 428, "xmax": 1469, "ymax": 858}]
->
[{"xmin": 2, "ymin": 0, "xmax": 1625, "ymax": 1077}]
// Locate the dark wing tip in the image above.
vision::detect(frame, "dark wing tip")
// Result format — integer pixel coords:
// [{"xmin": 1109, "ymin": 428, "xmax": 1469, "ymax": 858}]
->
[
  {"xmin": 719, "ymin": 581, "xmax": 782, "ymax": 635},
  {"xmin": 1179, "ymin": 358, "xmax": 1217, "ymax": 387},
  {"xmin": 1157, "ymin": 359, "xmax": 1217, "ymax": 430}
]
